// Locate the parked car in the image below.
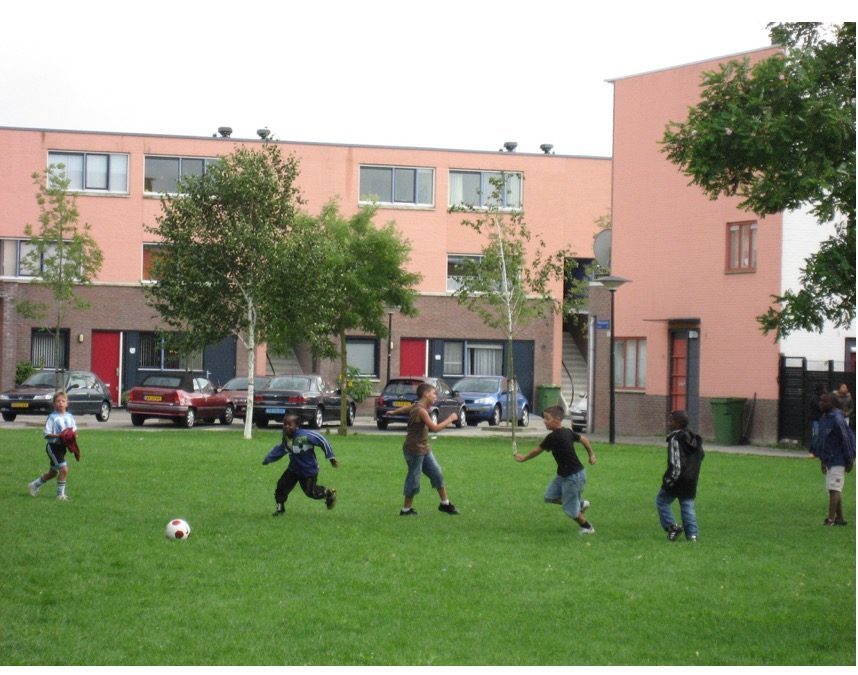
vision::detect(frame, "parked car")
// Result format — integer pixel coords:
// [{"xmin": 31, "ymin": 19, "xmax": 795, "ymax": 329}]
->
[
  {"xmin": 218, "ymin": 376, "xmax": 270, "ymax": 419},
  {"xmin": 375, "ymin": 376, "xmax": 466, "ymax": 430},
  {"xmin": 569, "ymin": 393, "xmax": 588, "ymax": 431},
  {"xmin": 0, "ymin": 370, "xmax": 112, "ymax": 422},
  {"xmin": 253, "ymin": 374, "xmax": 355, "ymax": 429},
  {"xmin": 126, "ymin": 372, "xmax": 233, "ymax": 428},
  {"xmin": 452, "ymin": 375, "xmax": 530, "ymax": 427}
]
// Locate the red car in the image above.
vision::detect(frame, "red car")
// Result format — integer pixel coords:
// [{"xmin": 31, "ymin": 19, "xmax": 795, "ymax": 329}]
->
[
  {"xmin": 127, "ymin": 372, "xmax": 234, "ymax": 428},
  {"xmin": 219, "ymin": 376, "xmax": 270, "ymax": 420}
]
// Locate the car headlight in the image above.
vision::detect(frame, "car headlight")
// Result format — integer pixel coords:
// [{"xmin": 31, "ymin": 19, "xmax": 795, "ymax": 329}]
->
[
  {"xmin": 0, "ymin": 394, "xmax": 8, "ymax": 400},
  {"xmin": 34, "ymin": 393, "xmax": 54, "ymax": 401},
  {"xmin": 474, "ymin": 397, "xmax": 493, "ymax": 405}
]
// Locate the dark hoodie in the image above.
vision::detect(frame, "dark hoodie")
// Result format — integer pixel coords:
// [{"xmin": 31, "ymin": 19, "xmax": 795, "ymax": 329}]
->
[{"xmin": 662, "ymin": 428, "xmax": 704, "ymax": 499}]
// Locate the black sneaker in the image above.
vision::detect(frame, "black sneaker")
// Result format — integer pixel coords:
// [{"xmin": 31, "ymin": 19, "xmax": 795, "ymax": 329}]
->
[
  {"xmin": 824, "ymin": 518, "xmax": 836, "ymax": 526},
  {"xmin": 325, "ymin": 488, "xmax": 337, "ymax": 510},
  {"xmin": 399, "ymin": 508, "xmax": 418, "ymax": 516},
  {"xmin": 835, "ymin": 518, "xmax": 848, "ymax": 526},
  {"xmin": 438, "ymin": 502, "xmax": 460, "ymax": 515},
  {"xmin": 272, "ymin": 504, "xmax": 285, "ymax": 517},
  {"xmin": 667, "ymin": 524, "xmax": 683, "ymax": 541}
]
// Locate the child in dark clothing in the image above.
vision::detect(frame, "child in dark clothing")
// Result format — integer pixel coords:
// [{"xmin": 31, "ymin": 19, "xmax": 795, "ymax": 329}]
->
[{"xmin": 657, "ymin": 410, "xmax": 704, "ymax": 541}]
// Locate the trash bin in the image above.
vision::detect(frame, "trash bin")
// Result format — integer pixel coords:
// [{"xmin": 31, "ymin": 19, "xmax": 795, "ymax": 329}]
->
[
  {"xmin": 710, "ymin": 397, "xmax": 747, "ymax": 445},
  {"xmin": 536, "ymin": 385, "xmax": 562, "ymax": 415}
]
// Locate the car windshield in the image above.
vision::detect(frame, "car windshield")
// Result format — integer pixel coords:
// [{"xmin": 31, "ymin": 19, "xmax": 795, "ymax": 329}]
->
[
  {"xmin": 383, "ymin": 380, "xmax": 423, "ymax": 396},
  {"xmin": 141, "ymin": 375, "xmax": 184, "ymax": 388},
  {"xmin": 269, "ymin": 377, "xmax": 310, "ymax": 390},
  {"xmin": 454, "ymin": 378, "xmax": 499, "ymax": 393},
  {"xmin": 222, "ymin": 378, "xmax": 249, "ymax": 390},
  {"xmin": 22, "ymin": 372, "xmax": 62, "ymax": 387}
]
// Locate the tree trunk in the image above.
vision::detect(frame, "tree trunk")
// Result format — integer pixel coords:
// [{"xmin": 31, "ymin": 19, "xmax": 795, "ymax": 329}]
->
[
  {"xmin": 337, "ymin": 331, "xmax": 348, "ymax": 436},
  {"xmin": 243, "ymin": 319, "xmax": 256, "ymax": 440}
]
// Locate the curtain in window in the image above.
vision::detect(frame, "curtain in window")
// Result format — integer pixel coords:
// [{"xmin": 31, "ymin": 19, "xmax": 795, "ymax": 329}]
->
[{"xmin": 469, "ymin": 346, "xmax": 502, "ymax": 375}]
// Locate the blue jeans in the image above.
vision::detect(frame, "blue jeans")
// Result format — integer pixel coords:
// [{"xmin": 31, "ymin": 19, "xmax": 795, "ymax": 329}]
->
[
  {"xmin": 656, "ymin": 488, "xmax": 698, "ymax": 538},
  {"xmin": 544, "ymin": 470, "xmax": 587, "ymax": 519},
  {"xmin": 403, "ymin": 450, "xmax": 445, "ymax": 497}
]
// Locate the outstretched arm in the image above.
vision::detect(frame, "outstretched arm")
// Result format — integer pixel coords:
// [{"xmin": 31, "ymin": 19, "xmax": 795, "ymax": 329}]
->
[{"xmin": 514, "ymin": 446, "xmax": 544, "ymax": 463}]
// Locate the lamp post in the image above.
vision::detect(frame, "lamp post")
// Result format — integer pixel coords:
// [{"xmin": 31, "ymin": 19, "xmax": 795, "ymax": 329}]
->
[
  {"xmin": 598, "ymin": 275, "xmax": 630, "ymax": 444},
  {"xmin": 386, "ymin": 309, "xmax": 394, "ymax": 380}
]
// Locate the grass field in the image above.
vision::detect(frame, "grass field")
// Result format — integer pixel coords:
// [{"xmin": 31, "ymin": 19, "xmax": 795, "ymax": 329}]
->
[{"xmin": 0, "ymin": 426, "xmax": 854, "ymax": 666}]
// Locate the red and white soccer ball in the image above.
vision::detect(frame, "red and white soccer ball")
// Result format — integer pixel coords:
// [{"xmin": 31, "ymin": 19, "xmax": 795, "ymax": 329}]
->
[{"xmin": 165, "ymin": 518, "xmax": 191, "ymax": 541}]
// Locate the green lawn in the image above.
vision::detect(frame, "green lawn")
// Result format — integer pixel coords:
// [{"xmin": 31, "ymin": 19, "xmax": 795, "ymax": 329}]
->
[{"xmin": 0, "ymin": 427, "xmax": 854, "ymax": 666}]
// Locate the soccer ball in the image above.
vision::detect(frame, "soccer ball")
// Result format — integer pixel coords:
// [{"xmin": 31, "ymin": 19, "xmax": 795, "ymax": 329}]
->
[{"xmin": 165, "ymin": 518, "xmax": 191, "ymax": 541}]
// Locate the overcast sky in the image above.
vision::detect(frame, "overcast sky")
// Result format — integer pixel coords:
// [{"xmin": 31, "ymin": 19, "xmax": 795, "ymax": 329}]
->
[{"xmin": 0, "ymin": 1, "xmax": 851, "ymax": 157}]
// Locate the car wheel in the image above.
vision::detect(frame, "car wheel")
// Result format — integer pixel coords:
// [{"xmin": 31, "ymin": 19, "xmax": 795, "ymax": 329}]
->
[
  {"xmin": 131, "ymin": 414, "xmax": 145, "ymax": 427},
  {"xmin": 2, "ymin": 412, "xmax": 17, "ymax": 422},
  {"xmin": 183, "ymin": 408, "xmax": 196, "ymax": 429},
  {"xmin": 220, "ymin": 405, "xmax": 234, "ymax": 425},
  {"xmin": 310, "ymin": 406, "xmax": 324, "ymax": 429},
  {"xmin": 346, "ymin": 403, "xmax": 356, "ymax": 427},
  {"xmin": 430, "ymin": 409, "xmax": 439, "ymax": 425},
  {"xmin": 376, "ymin": 419, "xmax": 389, "ymax": 430},
  {"xmin": 488, "ymin": 405, "xmax": 501, "ymax": 426},
  {"xmin": 519, "ymin": 406, "xmax": 529, "ymax": 427},
  {"xmin": 96, "ymin": 401, "xmax": 111, "ymax": 422},
  {"xmin": 455, "ymin": 407, "xmax": 466, "ymax": 428},
  {"xmin": 256, "ymin": 417, "xmax": 269, "ymax": 429}
]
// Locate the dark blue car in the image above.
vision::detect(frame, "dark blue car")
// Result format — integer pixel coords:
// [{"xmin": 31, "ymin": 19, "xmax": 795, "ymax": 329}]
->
[{"xmin": 452, "ymin": 376, "xmax": 530, "ymax": 427}]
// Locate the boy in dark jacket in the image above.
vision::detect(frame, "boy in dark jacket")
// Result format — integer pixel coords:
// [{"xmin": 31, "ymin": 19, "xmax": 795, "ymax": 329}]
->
[{"xmin": 656, "ymin": 410, "xmax": 704, "ymax": 541}]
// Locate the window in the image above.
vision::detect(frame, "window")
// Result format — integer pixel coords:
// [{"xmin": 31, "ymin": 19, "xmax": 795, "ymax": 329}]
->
[
  {"xmin": 447, "ymin": 254, "xmax": 482, "ymax": 292},
  {"xmin": 449, "ymin": 170, "xmax": 522, "ymax": 209},
  {"xmin": 139, "ymin": 332, "xmax": 202, "ymax": 370},
  {"xmin": 48, "ymin": 151, "xmax": 129, "ymax": 193},
  {"xmin": 359, "ymin": 166, "xmax": 434, "ymax": 206},
  {"xmin": 468, "ymin": 343, "xmax": 503, "ymax": 375},
  {"xmin": 31, "ymin": 329, "xmax": 69, "ymax": 369},
  {"xmin": 727, "ymin": 221, "xmax": 757, "ymax": 272},
  {"xmin": 443, "ymin": 341, "xmax": 464, "ymax": 377},
  {"xmin": 142, "ymin": 244, "xmax": 164, "ymax": 281},
  {"xmin": 346, "ymin": 338, "xmax": 379, "ymax": 378},
  {"xmin": 144, "ymin": 156, "xmax": 218, "ymax": 194},
  {"xmin": 614, "ymin": 338, "xmax": 646, "ymax": 389}
]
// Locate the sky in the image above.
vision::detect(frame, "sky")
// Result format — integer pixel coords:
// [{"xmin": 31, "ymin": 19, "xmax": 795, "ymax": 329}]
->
[{"xmin": 0, "ymin": 1, "xmax": 853, "ymax": 158}]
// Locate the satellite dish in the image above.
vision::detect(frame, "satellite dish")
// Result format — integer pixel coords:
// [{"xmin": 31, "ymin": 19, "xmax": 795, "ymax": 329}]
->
[{"xmin": 593, "ymin": 229, "xmax": 611, "ymax": 270}]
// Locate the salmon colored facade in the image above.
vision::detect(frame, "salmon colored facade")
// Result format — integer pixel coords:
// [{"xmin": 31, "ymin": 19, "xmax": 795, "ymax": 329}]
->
[
  {"xmin": 0, "ymin": 127, "xmax": 611, "ymax": 411},
  {"xmin": 605, "ymin": 47, "xmax": 785, "ymax": 441}
]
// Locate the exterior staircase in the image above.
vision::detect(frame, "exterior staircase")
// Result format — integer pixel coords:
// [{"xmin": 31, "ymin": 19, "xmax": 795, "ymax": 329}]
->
[
  {"xmin": 561, "ymin": 333, "xmax": 588, "ymax": 410},
  {"xmin": 265, "ymin": 349, "xmax": 303, "ymax": 376}
]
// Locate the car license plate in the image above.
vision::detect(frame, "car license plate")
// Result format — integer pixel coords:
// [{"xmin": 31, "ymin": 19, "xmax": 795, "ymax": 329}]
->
[
  {"xmin": 11, "ymin": 402, "xmax": 29, "ymax": 408},
  {"xmin": 143, "ymin": 395, "xmax": 162, "ymax": 402},
  {"xmin": 266, "ymin": 407, "xmax": 286, "ymax": 415},
  {"xmin": 393, "ymin": 400, "xmax": 411, "ymax": 407}
]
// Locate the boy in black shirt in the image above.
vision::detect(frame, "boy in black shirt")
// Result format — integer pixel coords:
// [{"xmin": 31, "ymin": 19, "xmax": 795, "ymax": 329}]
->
[
  {"xmin": 515, "ymin": 405, "xmax": 597, "ymax": 534},
  {"xmin": 657, "ymin": 410, "xmax": 704, "ymax": 541}
]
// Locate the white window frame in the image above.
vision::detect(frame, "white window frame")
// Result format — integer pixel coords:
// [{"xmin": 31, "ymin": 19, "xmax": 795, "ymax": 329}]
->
[
  {"xmin": 614, "ymin": 338, "xmax": 647, "ymax": 390},
  {"xmin": 48, "ymin": 151, "xmax": 129, "ymax": 194},
  {"xmin": 449, "ymin": 170, "xmax": 522, "ymax": 209},
  {"xmin": 359, "ymin": 165, "xmax": 434, "ymax": 207},
  {"xmin": 144, "ymin": 155, "xmax": 219, "ymax": 195}
]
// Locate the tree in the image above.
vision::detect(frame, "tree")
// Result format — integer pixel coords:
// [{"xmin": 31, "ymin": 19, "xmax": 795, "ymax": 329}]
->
[
  {"xmin": 451, "ymin": 175, "xmax": 572, "ymax": 453},
  {"xmin": 273, "ymin": 202, "xmax": 420, "ymax": 436},
  {"xmin": 16, "ymin": 166, "xmax": 104, "ymax": 388},
  {"xmin": 145, "ymin": 143, "xmax": 303, "ymax": 439},
  {"xmin": 662, "ymin": 22, "xmax": 855, "ymax": 338}
]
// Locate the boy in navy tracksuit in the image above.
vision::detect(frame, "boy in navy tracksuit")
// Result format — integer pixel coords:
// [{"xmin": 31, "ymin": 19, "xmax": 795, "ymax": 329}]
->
[
  {"xmin": 263, "ymin": 414, "xmax": 339, "ymax": 516},
  {"xmin": 656, "ymin": 410, "xmax": 704, "ymax": 541},
  {"xmin": 812, "ymin": 393, "xmax": 855, "ymax": 525}
]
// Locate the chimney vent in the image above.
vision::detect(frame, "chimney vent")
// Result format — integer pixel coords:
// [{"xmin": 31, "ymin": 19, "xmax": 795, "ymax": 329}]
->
[
  {"xmin": 503, "ymin": 141, "xmax": 518, "ymax": 152},
  {"xmin": 217, "ymin": 126, "xmax": 233, "ymax": 138},
  {"xmin": 540, "ymin": 143, "xmax": 554, "ymax": 155}
]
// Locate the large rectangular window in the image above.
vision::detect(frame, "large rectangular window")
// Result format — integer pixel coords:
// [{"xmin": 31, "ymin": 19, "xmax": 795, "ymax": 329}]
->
[
  {"xmin": 31, "ymin": 329, "xmax": 69, "ymax": 370},
  {"xmin": 447, "ymin": 254, "xmax": 482, "ymax": 292},
  {"xmin": 727, "ymin": 221, "xmax": 757, "ymax": 272},
  {"xmin": 443, "ymin": 341, "xmax": 464, "ymax": 377},
  {"xmin": 468, "ymin": 343, "xmax": 503, "ymax": 376},
  {"xmin": 359, "ymin": 165, "xmax": 434, "ymax": 206},
  {"xmin": 138, "ymin": 332, "xmax": 202, "ymax": 370},
  {"xmin": 614, "ymin": 338, "xmax": 646, "ymax": 389},
  {"xmin": 142, "ymin": 244, "xmax": 164, "ymax": 281},
  {"xmin": 449, "ymin": 170, "xmax": 522, "ymax": 209},
  {"xmin": 346, "ymin": 338, "xmax": 379, "ymax": 378},
  {"xmin": 48, "ymin": 151, "xmax": 129, "ymax": 193},
  {"xmin": 144, "ymin": 156, "xmax": 218, "ymax": 194}
]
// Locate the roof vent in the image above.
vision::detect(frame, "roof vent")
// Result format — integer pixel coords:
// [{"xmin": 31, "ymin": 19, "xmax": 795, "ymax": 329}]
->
[
  {"xmin": 257, "ymin": 127, "xmax": 271, "ymax": 140},
  {"xmin": 539, "ymin": 143, "xmax": 554, "ymax": 155},
  {"xmin": 502, "ymin": 141, "xmax": 518, "ymax": 152},
  {"xmin": 217, "ymin": 126, "xmax": 233, "ymax": 138}
]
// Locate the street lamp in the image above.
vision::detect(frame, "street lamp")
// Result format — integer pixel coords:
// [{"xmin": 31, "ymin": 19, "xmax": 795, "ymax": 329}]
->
[{"xmin": 598, "ymin": 275, "xmax": 630, "ymax": 444}]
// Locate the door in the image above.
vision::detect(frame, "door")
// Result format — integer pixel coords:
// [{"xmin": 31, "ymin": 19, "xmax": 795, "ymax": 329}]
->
[
  {"xmin": 91, "ymin": 331, "xmax": 121, "ymax": 405},
  {"xmin": 669, "ymin": 329, "xmax": 700, "ymax": 429},
  {"xmin": 400, "ymin": 338, "xmax": 427, "ymax": 377}
]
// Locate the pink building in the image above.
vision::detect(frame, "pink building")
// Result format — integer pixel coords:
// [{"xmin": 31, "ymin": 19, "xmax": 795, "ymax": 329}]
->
[{"xmin": 0, "ymin": 127, "xmax": 610, "ymax": 413}]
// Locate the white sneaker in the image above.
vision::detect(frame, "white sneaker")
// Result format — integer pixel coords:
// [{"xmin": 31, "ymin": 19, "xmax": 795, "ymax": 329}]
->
[
  {"xmin": 56, "ymin": 494, "xmax": 69, "ymax": 501},
  {"xmin": 28, "ymin": 481, "xmax": 39, "ymax": 497},
  {"xmin": 579, "ymin": 524, "xmax": 595, "ymax": 535},
  {"xmin": 580, "ymin": 500, "xmax": 590, "ymax": 513}
]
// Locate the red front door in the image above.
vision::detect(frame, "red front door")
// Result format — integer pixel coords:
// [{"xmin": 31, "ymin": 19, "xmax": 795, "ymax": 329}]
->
[
  {"xmin": 399, "ymin": 338, "xmax": 427, "ymax": 377},
  {"xmin": 670, "ymin": 334, "xmax": 687, "ymax": 412},
  {"xmin": 91, "ymin": 331, "xmax": 121, "ymax": 404}
]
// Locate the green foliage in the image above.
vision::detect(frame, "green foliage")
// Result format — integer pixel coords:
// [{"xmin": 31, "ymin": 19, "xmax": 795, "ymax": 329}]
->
[
  {"xmin": 15, "ymin": 166, "xmax": 104, "ymax": 380},
  {"xmin": 337, "ymin": 366, "xmax": 374, "ymax": 403},
  {"xmin": 14, "ymin": 361, "xmax": 36, "ymax": 385},
  {"xmin": 0, "ymin": 429, "xmax": 853, "ymax": 665},
  {"xmin": 661, "ymin": 22, "xmax": 855, "ymax": 338},
  {"xmin": 145, "ymin": 142, "xmax": 304, "ymax": 438}
]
